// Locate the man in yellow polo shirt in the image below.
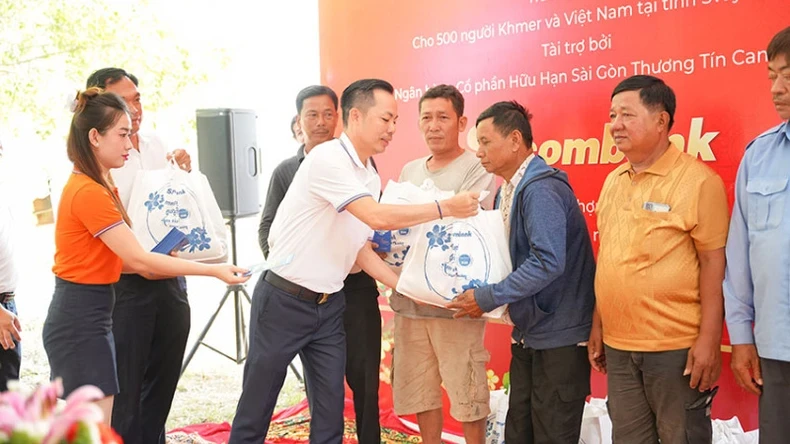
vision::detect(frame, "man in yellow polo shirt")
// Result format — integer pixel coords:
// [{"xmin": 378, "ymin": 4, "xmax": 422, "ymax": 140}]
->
[{"xmin": 588, "ymin": 75, "xmax": 729, "ymax": 443}]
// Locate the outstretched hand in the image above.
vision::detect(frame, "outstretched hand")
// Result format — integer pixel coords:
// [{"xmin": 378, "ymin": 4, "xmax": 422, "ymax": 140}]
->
[{"xmin": 213, "ymin": 264, "xmax": 251, "ymax": 285}]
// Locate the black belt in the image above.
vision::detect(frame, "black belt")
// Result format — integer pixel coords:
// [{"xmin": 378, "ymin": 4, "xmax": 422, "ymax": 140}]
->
[
  {"xmin": 264, "ymin": 271, "xmax": 330, "ymax": 304},
  {"xmin": 0, "ymin": 292, "xmax": 14, "ymax": 303}
]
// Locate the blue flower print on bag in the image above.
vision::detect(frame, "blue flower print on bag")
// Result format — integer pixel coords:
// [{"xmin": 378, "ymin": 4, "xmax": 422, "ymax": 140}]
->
[
  {"xmin": 383, "ymin": 228, "xmax": 413, "ymax": 268},
  {"xmin": 386, "ymin": 245, "xmax": 411, "ymax": 268},
  {"xmin": 426, "ymin": 224, "xmax": 452, "ymax": 251},
  {"xmin": 144, "ymin": 183, "xmax": 207, "ymax": 257},
  {"xmin": 424, "ymin": 221, "xmax": 492, "ymax": 300},
  {"xmin": 461, "ymin": 279, "xmax": 486, "ymax": 292},
  {"xmin": 184, "ymin": 227, "xmax": 212, "ymax": 253},
  {"xmin": 144, "ymin": 192, "xmax": 165, "ymax": 211}
]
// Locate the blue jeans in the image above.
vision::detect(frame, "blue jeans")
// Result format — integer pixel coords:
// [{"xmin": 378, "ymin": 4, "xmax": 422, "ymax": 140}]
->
[{"xmin": 0, "ymin": 300, "xmax": 21, "ymax": 391}]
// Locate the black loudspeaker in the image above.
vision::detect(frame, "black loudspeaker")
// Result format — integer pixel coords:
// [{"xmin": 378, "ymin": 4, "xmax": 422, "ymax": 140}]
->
[{"xmin": 196, "ymin": 108, "xmax": 260, "ymax": 218}]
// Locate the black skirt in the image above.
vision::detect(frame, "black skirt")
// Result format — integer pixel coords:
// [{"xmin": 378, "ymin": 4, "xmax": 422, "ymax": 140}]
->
[{"xmin": 43, "ymin": 277, "xmax": 118, "ymax": 397}]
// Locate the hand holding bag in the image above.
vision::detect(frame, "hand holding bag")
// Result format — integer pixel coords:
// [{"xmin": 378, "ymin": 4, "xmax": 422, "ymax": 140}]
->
[
  {"xmin": 396, "ymin": 210, "xmax": 511, "ymax": 320},
  {"xmin": 127, "ymin": 162, "xmax": 228, "ymax": 263}
]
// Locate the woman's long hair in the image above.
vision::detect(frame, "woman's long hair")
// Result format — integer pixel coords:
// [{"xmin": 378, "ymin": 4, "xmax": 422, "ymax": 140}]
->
[{"xmin": 67, "ymin": 87, "xmax": 132, "ymax": 226}]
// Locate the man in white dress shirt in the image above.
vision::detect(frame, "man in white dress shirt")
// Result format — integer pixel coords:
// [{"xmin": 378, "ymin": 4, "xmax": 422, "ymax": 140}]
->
[{"xmin": 86, "ymin": 68, "xmax": 191, "ymax": 444}]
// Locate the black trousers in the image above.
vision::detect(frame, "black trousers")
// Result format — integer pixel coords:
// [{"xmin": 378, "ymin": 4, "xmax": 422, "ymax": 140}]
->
[
  {"xmin": 111, "ymin": 274, "xmax": 190, "ymax": 444},
  {"xmin": 0, "ymin": 299, "xmax": 20, "ymax": 391},
  {"xmin": 505, "ymin": 343, "xmax": 590, "ymax": 444},
  {"xmin": 759, "ymin": 357, "xmax": 790, "ymax": 444},
  {"xmin": 342, "ymin": 272, "xmax": 381, "ymax": 444},
  {"xmin": 229, "ymin": 273, "xmax": 347, "ymax": 444}
]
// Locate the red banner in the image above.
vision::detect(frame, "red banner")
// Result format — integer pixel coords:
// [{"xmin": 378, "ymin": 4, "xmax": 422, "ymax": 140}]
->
[{"xmin": 321, "ymin": 0, "xmax": 790, "ymax": 433}]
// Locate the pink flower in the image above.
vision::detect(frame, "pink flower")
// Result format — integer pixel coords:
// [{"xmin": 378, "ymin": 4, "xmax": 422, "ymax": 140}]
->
[
  {"xmin": 24, "ymin": 378, "xmax": 64, "ymax": 422},
  {"xmin": 43, "ymin": 385, "xmax": 104, "ymax": 444},
  {"xmin": 0, "ymin": 404, "xmax": 23, "ymax": 435},
  {"xmin": 0, "ymin": 379, "xmax": 114, "ymax": 444},
  {"xmin": 0, "ymin": 389, "xmax": 27, "ymax": 417}
]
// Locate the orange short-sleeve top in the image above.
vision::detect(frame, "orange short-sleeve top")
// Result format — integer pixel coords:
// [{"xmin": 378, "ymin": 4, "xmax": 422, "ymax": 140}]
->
[{"xmin": 52, "ymin": 173, "xmax": 125, "ymax": 284}]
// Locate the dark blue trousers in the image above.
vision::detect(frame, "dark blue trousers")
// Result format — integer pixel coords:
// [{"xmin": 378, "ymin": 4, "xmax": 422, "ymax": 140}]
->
[
  {"xmin": 229, "ymin": 273, "xmax": 347, "ymax": 444},
  {"xmin": 111, "ymin": 274, "xmax": 190, "ymax": 444}
]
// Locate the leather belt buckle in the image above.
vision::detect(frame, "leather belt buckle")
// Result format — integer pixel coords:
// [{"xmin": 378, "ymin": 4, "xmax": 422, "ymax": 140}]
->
[{"xmin": 317, "ymin": 293, "xmax": 329, "ymax": 304}]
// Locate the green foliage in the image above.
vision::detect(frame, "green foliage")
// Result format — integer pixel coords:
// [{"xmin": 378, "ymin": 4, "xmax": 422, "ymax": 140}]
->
[
  {"xmin": 6, "ymin": 430, "xmax": 39, "ymax": 444},
  {"xmin": 67, "ymin": 421, "xmax": 92, "ymax": 444},
  {"xmin": 502, "ymin": 371, "xmax": 510, "ymax": 394},
  {"xmin": 0, "ymin": 0, "xmax": 228, "ymax": 140},
  {"xmin": 68, "ymin": 422, "xmax": 94, "ymax": 444}
]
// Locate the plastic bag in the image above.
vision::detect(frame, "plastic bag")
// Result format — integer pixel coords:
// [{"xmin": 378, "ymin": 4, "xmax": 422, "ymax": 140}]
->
[
  {"xmin": 126, "ymin": 164, "xmax": 228, "ymax": 263},
  {"xmin": 396, "ymin": 210, "xmax": 511, "ymax": 320},
  {"xmin": 579, "ymin": 398, "xmax": 612, "ymax": 444},
  {"xmin": 485, "ymin": 389, "xmax": 508, "ymax": 444}
]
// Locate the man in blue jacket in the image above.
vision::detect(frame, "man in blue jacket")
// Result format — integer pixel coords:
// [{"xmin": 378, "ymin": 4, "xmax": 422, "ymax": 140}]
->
[{"xmin": 447, "ymin": 101, "xmax": 596, "ymax": 444}]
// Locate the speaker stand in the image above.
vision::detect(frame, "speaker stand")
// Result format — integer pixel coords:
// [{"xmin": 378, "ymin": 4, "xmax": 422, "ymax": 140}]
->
[{"xmin": 179, "ymin": 216, "xmax": 304, "ymax": 384}]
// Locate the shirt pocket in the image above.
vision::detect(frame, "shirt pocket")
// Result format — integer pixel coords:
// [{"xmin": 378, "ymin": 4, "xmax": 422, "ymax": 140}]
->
[
  {"xmin": 746, "ymin": 178, "xmax": 787, "ymax": 231},
  {"xmin": 629, "ymin": 207, "xmax": 685, "ymax": 270}
]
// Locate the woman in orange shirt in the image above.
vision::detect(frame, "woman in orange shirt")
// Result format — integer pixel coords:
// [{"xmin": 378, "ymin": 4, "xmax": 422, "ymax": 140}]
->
[{"xmin": 43, "ymin": 88, "xmax": 249, "ymax": 422}]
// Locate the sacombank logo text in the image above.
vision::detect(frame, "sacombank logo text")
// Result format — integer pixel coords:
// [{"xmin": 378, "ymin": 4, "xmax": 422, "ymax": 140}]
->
[{"xmin": 467, "ymin": 117, "xmax": 718, "ymax": 165}]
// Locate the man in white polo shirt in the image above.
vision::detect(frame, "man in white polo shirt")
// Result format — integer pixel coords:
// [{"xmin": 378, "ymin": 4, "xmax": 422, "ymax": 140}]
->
[{"xmin": 229, "ymin": 79, "xmax": 481, "ymax": 444}]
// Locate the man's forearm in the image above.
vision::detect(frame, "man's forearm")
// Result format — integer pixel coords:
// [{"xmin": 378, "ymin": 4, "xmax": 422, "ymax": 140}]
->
[
  {"xmin": 698, "ymin": 247, "xmax": 726, "ymax": 340},
  {"xmin": 259, "ymin": 177, "xmax": 288, "ymax": 258},
  {"xmin": 723, "ymin": 169, "xmax": 756, "ymax": 344},
  {"xmin": 373, "ymin": 202, "xmax": 446, "ymax": 230},
  {"xmin": 258, "ymin": 217, "xmax": 271, "ymax": 258},
  {"xmin": 346, "ymin": 197, "xmax": 445, "ymax": 231},
  {"xmin": 258, "ymin": 217, "xmax": 272, "ymax": 259},
  {"xmin": 592, "ymin": 304, "xmax": 602, "ymax": 330},
  {"xmin": 356, "ymin": 244, "xmax": 398, "ymax": 290}
]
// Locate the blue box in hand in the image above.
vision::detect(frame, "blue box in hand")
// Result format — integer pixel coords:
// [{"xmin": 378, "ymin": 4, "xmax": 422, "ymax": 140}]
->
[
  {"xmin": 151, "ymin": 227, "xmax": 188, "ymax": 255},
  {"xmin": 372, "ymin": 230, "xmax": 392, "ymax": 253}
]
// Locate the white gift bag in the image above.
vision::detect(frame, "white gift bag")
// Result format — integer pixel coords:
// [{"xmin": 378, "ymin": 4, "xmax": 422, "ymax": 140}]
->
[
  {"xmin": 712, "ymin": 417, "xmax": 759, "ymax": 444},
  {"xmin": 379, "ymin": 179, "xmax": 454, "ymax": 270},
  {"xmin": 396, "ymin": 210, "xmax": 511, "ymax": 319},
  {"xmin": 127, "ymin": 165, "xmax": 228, "ymax": 263},
  {"xmin": 485, "ymin": 389, "xmax": 509, "ymax": 444},
  {"xmin": 579, "ymin": 398, "xmax": 612, "ymax": 444}
]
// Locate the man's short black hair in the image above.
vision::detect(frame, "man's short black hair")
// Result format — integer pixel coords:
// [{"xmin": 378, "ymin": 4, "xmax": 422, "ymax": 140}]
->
[
  {"xmin": 768, "ymin": 26, "xmax": 790, "ymax": 65},
  {"xmin": 86, "ymin": 67, "xmax": 139, "ymax": 89},
  {"xmin": 420, "ymin": 84, "xmax": 464, "ymax": 117},
  {"xmin": 295, "ymin": 85, "xmax": 339, "ymax": 114},
  {"xmin": 611, "ymin": 75, "xmax": 676, "ymax": 130},
  {"xmin": 475, "ymin": 101, "xmax": 534, "ymax": 147},
  {"xmin": 340, "ymin": 79, "xmax": 394, "ymax": 127}
]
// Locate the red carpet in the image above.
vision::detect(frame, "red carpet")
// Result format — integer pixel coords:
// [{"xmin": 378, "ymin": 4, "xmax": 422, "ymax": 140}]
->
[{"xmin": 167, "ymin": 397, "xmax": 424, "ymax": 443}]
